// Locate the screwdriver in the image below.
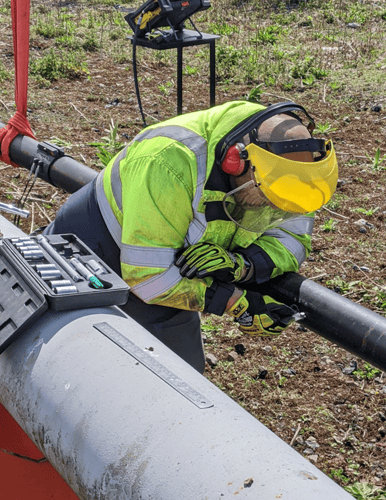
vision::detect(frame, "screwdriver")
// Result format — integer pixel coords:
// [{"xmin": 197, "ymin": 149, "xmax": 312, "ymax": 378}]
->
[{"xmin": 70, "ymin": 258, "xmax": 104, "ymax": 289}]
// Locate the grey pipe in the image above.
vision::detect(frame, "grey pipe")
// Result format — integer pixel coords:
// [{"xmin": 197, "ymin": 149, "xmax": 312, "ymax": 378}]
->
[
  {"xmin": 0, "ymin": 123, "xmax": 97, "ymax": 193},
  {"xmin": 0, "ymin": 214, "xmax": 353, "ymax": 500}
]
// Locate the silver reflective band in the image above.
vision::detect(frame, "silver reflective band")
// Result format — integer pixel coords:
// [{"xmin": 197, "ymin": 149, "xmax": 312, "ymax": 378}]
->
[
  {"xmin": 131, "ymin": 266, "xmax": 183, "ymax": 302},
  {"xmin": 277, "ymin": 216, "xmax": 314, "ymax": 235},
  {"xmin": 96, "ymin": 171, "xmax": 123, "ymax": 249},
  {"xmin": 121, "ymin": 245, "xmax": 177, "ymax": 268},
  {"xmin": 110, "ymin": 147, "xmax": 128, "ymax": 212},
  {"xmin": 263, "ymin": 229, "xmax": 306, "ymax": 265}
]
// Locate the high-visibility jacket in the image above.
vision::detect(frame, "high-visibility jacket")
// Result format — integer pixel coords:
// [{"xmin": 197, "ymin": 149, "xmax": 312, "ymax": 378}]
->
[{"xmin": 95, "ymin": 101, "xmax": 314, "ymax": 314}]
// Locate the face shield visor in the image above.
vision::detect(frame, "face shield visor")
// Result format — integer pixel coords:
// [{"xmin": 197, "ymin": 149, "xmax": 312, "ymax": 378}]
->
[
  {"xmin": 222, "ymin": 179, "xmax": 302, "ymax": 234},
  {"xmin": 246, "ymin": 139, "xmax": 338, "ymax": 214}
]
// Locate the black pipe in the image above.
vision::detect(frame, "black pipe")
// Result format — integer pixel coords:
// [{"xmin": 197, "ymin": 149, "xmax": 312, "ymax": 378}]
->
[
  {"xmin": 258, "ymin": 273, "xmax": 386, "ymax": 372},
  {"xmin": 0, "ymin": 123, "xmax": 97, "ymax": 193},
  {"xmin": 2, "ymin": 125, "xmax": 386, "ymax": 371}
]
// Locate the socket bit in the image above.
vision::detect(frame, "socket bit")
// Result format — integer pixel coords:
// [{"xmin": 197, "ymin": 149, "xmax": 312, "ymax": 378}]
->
[
  {"xmin": 53, "ymin": 286, "xmax": 78, "ymax": 294},
  {"xmin": 49, "ymin": 280, "xmax": 72, "ymax": 288},
  {"xmin": 38, "ymin": 269, "xmax": 62, "ymax": 280}
]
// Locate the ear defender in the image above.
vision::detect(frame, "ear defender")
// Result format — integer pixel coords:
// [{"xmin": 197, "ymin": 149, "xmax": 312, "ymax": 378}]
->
[{"xmin": 221, "ymin": 143, "xmax": 250, "ymax": 177}]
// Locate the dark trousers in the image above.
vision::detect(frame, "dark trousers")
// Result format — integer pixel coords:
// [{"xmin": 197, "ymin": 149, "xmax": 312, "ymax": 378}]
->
[{"xmin": 43, "ymin": 179, "xmax": 205, "ymax": 373}]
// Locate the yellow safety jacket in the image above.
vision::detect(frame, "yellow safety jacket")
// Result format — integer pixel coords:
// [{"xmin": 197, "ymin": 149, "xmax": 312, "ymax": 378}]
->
[{"xmin": 95, "ymin": 101, "xmax": 314, "ymax": 314}]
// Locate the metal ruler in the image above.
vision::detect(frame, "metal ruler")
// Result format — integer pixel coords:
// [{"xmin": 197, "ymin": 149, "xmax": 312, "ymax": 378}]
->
[{"xmin": 93, "ymin": 322, "xmax": 214, "ymax": 409}]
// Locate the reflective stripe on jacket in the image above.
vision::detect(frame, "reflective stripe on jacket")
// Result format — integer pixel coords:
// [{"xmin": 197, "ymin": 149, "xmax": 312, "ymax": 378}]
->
[{"xmin": 95, "ymin": 101, "xmax": 314, "ymax": 312}]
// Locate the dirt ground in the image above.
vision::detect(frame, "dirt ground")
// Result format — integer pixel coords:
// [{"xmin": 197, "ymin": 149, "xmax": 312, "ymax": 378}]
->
[{"xmin": 1, "ymin": 3, "xmax": 386, "ymax": 491}]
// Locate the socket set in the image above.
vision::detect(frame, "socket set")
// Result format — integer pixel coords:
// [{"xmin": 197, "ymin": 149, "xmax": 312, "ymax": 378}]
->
[{"xmin": 0, "ymin": 233, "xmax": 130, "ymax": 353}]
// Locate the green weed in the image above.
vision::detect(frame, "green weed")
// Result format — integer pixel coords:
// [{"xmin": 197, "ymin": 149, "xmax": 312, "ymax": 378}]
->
[
  {"xmin": 351, "ymin": 207, "xmax": 380, "ymax": 216},
  {"xmin": 345, "ymin": 482, "xmax": 386, "ymax": 500},
  {"xmin": 325, "ymin": 193, "xmax": 348, "ymax": 210},
  {"xmin": 315, "ymin": 123, "xmax": 337, "ymax": 135},
  {"xmin": 320, "ymin": 218, "xmax": 337, "ymax": 232},
  {"xmin": 353, "ymin": 362, "xmax": 381, "ymax": 381},
  {"xmin": 30, "ymin": 48, "xmax": 88, "ymax": 81},
  {"xmin": 89, "ymin": 120, "xmax": 126, "ymax": 168},
  {"xmin": 183, "ymin": 65, "xmax": 199, "ymax": 76},
  {"xmin": 251, "ymin": 26, "xmax": 281, "ymax": 45},
  {"xmin": 366, "ymin": 148, "xmax": 386, "ymax": 171},
  {"xmin": 0, "ymin": 61, "xmax": 10, "ymax": 82},
  {"xmin": 207, "ymin": 22, "xmax": 238, "ymax": 36},
  {"xmin": 246, "ymin": 84, "xmax": 263, "ymax": 103},
  {"xmin": 329, "ymin": 468, "xmax": 350, "ymax": 485}
]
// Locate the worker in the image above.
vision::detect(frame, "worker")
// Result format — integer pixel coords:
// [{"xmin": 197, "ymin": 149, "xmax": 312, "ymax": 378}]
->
[{"xmin": 43, "ymin": 100, "xmax": 338, "ymax": 373}]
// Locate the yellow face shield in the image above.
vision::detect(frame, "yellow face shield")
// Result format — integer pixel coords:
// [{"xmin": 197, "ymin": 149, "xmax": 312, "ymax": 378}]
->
[{"xmin": 246, "ymin": 140, "xmax": 338, "ymax": 214}]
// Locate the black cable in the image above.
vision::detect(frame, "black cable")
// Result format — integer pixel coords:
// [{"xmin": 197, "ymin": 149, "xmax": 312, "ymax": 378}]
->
[{"xmin": 133, "ymin": 13, "xmax": 148, "ymax": 128}]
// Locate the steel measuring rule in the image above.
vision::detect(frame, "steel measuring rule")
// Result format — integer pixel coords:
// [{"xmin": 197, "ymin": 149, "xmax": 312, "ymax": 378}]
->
[{"xmin": 93, "ymin": 322, "xmax": 214, "ymax": 409}]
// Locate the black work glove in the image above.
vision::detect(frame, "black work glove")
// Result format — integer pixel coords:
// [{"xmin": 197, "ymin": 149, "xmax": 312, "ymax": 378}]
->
[
  {"xmin": 227, "ymin": 290, "xmax": 295, "ymax": 336},
  {"xmin": 175, "ymin": 242, "xmax": 247, "ymax": 282}
]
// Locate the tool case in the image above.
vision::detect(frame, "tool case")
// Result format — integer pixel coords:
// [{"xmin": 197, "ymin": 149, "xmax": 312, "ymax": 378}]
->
[{"xmin": 0, "ymin": 234, "xmax": 130, "ymax": 354}]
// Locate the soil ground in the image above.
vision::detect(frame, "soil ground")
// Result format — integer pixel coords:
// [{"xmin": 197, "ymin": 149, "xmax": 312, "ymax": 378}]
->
[{"xmin": 1, "ymin": 0, "xmax": 386, "ymax": 493}]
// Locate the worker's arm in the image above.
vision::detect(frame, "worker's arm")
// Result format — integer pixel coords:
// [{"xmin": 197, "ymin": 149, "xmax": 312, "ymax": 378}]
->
[
  {"xmin": 173, "ymin": 214, "xmax": 315, "ymax": 288},
  {"xmin": 117, "ymin": 151, "xmax": 234, "ymax": 314},
  {"xmin": 235, "ymin": 214, "xmax": 315, "ymax": 284}
]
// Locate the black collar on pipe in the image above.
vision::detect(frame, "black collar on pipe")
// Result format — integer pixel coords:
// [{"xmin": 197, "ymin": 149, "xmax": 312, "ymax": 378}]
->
[{"xmin": 0, "ymin": 122, "xmax": 97, "ymax": 193}]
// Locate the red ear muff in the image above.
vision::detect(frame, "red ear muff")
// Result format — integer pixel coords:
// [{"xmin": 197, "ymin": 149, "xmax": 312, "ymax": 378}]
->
[{"xmin": 221, "ymin": 143, "xmax": 248, "ymax": 176}]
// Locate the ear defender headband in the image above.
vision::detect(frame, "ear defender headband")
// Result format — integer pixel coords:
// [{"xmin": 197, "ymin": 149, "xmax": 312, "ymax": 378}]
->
[
  {"xmin": 217, "ymin": 101, "xmax": 325, "ymax": 176},
  {"xmin": 216, "ymin": 101, "xmax": 339, "ymax": 214}
]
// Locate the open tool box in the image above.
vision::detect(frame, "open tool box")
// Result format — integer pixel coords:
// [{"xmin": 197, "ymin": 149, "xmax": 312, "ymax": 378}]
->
[{"xmin": 0, "ymin": 234, "xmax": 130, "ymax": 353}]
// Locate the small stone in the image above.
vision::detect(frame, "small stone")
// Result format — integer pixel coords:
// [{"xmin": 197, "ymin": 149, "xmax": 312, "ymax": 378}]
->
[
  {"xmin": 305, "ymin": 437, "xmax": 320, "ymax": 450},
  {"xmin": 296, "ymin": 436, "xmax": 304, "ymax": 445},
  {"xmin": 262, "ymin": 346, "xmax": 272, "ymax": 353},
  {"xmin": 308, "ymin": 454, "xmax": 319, "ymax": 463},
  {"xmin": 372, "ymin": 104, "xmax": 382, "ymax": 113},
  {"xmin": 282, "ymin": 368, "xmax": 297, "ymax": 377},
  {"xmin": 206, "ymin": 353, "xmax": 218, "ymax": 367},
  {"xmin": 354, "ymin": 218, "xmax": 373, "ymax": 228},
  {"xmin": 244, "ymin": 478, "xmax": 254, "ymax": 488},
  {"xmin": 227, "ymin": 351, "xmax": 238, "ymax": 362},
  {"xmin": 360, "ymin": 266, "xmax": 370, "ymax": 272},
  {"xmin": 343, "ymin": 360, "xmax": 358, "ymax": 375},
  {"xmin": 359, "ymin": 227, "xmax": 367, "ymax": 234},
  {"xmin": 303, "ymin": 448, "xmax": 314, "ymax": 455},
  {"xmin": 337, "ymin": 178, "xmax": 346, "ymax": 187},
  {"xmin": 347, "ymin": 22, "xmax": 360, "ymax": 28},
  {"xmin": 342, "ymin": 116, "xmax": 350, "ymax": 123},
  {"xmin": 234, "ymin": 344, "xmax": 246, "ymax": 356},
  {"xmin": 320, "ymin": 356, "xmax": 333, "ymax": 365}
]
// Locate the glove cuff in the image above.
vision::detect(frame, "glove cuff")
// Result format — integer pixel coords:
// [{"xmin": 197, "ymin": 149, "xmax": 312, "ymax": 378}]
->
[
  {"xmin": 232, "ymin": 253, "xmax": 247, "ymax": 282},
  {"xmin": 227, "ymin": 290, "xmax": 249, "ymax": 319},
  {"xmin": 204, "ymin": 281, "xmax": 235, "ymax": 316}
]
